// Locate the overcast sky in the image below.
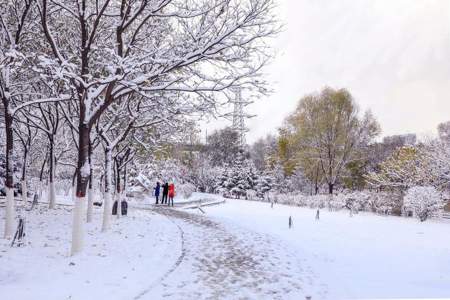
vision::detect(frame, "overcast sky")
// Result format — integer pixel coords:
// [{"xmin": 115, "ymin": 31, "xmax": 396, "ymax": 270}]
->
[{"xmin": 202, "ymin": 0, "xmax": 450, "ymax": 144}]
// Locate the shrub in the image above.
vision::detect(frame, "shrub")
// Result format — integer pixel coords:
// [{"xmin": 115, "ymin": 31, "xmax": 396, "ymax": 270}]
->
[
  {"xmin": 179, "ymin": 183, "xmax": 196, "ymax": 199},
  {"xmin": 403, "ymin": 186, "xmax": 443, "ymax": 222}
]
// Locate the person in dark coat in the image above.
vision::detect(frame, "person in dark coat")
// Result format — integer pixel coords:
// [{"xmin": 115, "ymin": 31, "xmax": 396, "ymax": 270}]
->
[
  {"xmin": 162, "ymin": 182, "xmax": 169, "ymax": 204},
  {"xmin": 154, "ymin": 182, "xmax": 161, "ymax": 204}
]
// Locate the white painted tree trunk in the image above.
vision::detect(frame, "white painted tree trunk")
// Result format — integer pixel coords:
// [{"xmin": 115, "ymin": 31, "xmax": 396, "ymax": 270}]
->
[
  {"xmin": 87, "ymin": 187, "xmax": 94, "ymax": 223},
  {"xmin": 71, "ymin": 196, "xmax": 85, "ymax": 255},
  {"xmin": 71, "ymin": 185, "xmax": 76, "ymax": 202},
  {"xmin": 4, "ymin": 187, "xmax": 15, "ymax": 238},
  {"xmin": 101, "ymin": 190, "xmax": 111, "ymax": 232},
  {"xmin": 21, "ymin": 180, "xmax": 28, "ymax": 206},
  {"xmin": 48, "ymin": 181, "xmax": 56, "ymax": 209},
  {"xmin": 38, "ymin": 180, "xmax": 43, "ymax": 199},
  {"xmin": 44, "ymin": 184, "xmax": 49, "ymax": 200},
  {"xmin": 101, "ymin": 149, "xmax": 112, "ymax": 232}
]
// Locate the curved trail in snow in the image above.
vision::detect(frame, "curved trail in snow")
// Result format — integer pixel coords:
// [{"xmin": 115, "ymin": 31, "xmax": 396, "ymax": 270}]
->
[
  {"xmin": 134, "ymin": 208, "xmax": 187, "ymax": 300},
  {"xmin": 135, "ymin": 205, "xmax": 328, "ymax": 300}
]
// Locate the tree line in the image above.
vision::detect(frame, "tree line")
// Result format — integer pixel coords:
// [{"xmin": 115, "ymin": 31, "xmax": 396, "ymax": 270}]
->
[{"xmin": 179, "ymin": 87, "xmax": 449, "ymax": 219}]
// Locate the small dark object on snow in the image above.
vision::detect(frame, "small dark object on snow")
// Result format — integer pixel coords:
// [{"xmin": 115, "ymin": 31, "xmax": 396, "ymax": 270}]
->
[
  {"xmin": 121, "ymin": 201, "xmax": 128, "ymax": 215},
  {"xmin": 112, "ymin": 200, "xmax": 128, "ymax": 215},
  {"xmin": 316, "ymin": 209, "xmax": 320, "ymax": 220},
  {"xmin": 289, "ymin": 216, "xmax": 293, "ymax": 229},
  {"xmin": 93, "ymin": 201, "xmax": 102, "ymax": 207},
  {"xmin": 69, "ymin": 262, "xmax": 76, "ymax": 266},
  {"xmin": 305, "ymin": 296, "xmax": 312, "ymax": 300},
  {"xmin": 11, "ymin": 216, "xmax": 25, "ymax": 247}
]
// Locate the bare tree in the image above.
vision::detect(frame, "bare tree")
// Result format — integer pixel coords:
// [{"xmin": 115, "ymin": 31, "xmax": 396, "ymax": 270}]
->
[
  {"xmin": 20, "ymin": 103, "xmax": 62, "ymax": 208},
  {"xmin": 1, "ymin": 0, "xmax": 71, "ymax": 237},
  {"xmin": 14, "ymin": 118, "xmax": 38, "ymax": 205},
  {"xmin": 38, "ymin": 0, "xmax": 277, "ymax": 254}
]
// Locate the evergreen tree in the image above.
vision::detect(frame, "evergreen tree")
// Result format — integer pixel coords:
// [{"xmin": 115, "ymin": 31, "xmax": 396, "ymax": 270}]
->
[
  {"xmin": 217, "ymin": 150, "xmax": 260, "ymax": 199},
  {"xmin": 215, "ymin": 166, "xmax": 230, "ymax": 195},
  {"xmin": 229, "ymin": 151, "xmax": 248, "ymax": 198},
  {"xmin": 256, "ymin": 172, "xmax": 273, "ymax": 199}
]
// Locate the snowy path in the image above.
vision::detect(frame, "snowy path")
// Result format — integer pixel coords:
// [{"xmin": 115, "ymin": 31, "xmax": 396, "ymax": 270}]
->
[{"xmin": 138, "ymin": 206, "xmax": 327, "ymax": 300}]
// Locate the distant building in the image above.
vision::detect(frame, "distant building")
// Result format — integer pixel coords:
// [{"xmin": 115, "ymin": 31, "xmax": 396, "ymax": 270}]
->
[{"xmin": 382, "ymin": 133, "xmax": 417, "ymax": 146}]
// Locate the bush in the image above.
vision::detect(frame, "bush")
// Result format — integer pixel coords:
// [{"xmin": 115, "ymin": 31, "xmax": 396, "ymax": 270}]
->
[
  {"xmin": 179, "ymin": 183, "xmax": 196, "ymax": 199},
  {"xmin": 366, "ymin": 191, "xmax": 402, "ymax": 215},
  {"xmin": 403, "ymin": 186, "xmax": 443, "ymax": 222},
  {"xmin": 444, "ymin": 201, "xmax": 450, "ymax": 212}
]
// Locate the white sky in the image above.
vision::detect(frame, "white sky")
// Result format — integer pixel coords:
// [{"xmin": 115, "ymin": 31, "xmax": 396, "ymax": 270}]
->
[{"xmin": 201, "ymin": 0, "xmax": 450, "ymax": 144}]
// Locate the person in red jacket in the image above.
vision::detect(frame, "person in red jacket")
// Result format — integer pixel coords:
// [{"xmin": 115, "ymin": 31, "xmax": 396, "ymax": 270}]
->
[{"xmin": 168, "ymin": 183, "xmax": 175, "ymax": 207}]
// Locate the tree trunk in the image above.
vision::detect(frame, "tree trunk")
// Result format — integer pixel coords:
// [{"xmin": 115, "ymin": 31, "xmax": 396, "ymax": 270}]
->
[
  {"xmin": 4, "ymin": 111, "xmax": 15, "ymax": 238},
  {"xmin": 48, "ymin": 139, "xmax": 56, "ymax": 209},
  {"xmin": 101, "ymin": 147, "xmax": 112, "ymax": 232},
  {"xmin": 99, "ymin": 173, "xmax": 105, "ymax": 202},
  {"xmin": 87, "ymin": 187, "xmax": 93, "ymax": 222},
  {"xmin": 115, "ymin": 160, "xmax": 121, "ymax": 219},
  {"xmin": 71, "ymin": 168, "xmax": 76, "ymax": 201},
  {"xmin": 314, "ymin": 163, "xmax": 320, "ymax": 195},
  {"xmin": 122, "ymin": 164, "xmax": 127, "ymax": 213},
  {"xmin": 123, "ymin": 164, "xmax": 127, "ymax": 196},
  {"xmin": 328, "ymin": 183, "xmax": 334, "ymax": 194},
  {"xmin": 38, "ymin": 155, "xmax": 47, "ymax": 200},
  {"xmin": 71, "ymin": 123, "xmax": 89, "ymax": 255},
  {"xmin": 86, "ymin": 139, "xmax": 94, "ymax": 223},
  {"xmin": 21, "ymin": 149, "xmax": 28, "ymax": 206}
]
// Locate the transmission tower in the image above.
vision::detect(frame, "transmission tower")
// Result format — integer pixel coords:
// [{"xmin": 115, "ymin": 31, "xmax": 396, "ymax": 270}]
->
[{"xmin": 231, "ymin": 89, "xmax": 252, "ymax": 148}]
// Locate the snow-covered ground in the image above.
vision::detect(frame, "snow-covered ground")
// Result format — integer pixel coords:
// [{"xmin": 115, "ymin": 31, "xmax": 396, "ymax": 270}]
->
[
  {"xmin": 201, "ymin": 196, "xmax": 450, "ymax": 299},
  {"xmin": 0, "ymin": 200, "xmax": 181, "ymax": 300},
  {"xmin": 1, "ymin": 193, "xmax": 450, "ymax": 299}
]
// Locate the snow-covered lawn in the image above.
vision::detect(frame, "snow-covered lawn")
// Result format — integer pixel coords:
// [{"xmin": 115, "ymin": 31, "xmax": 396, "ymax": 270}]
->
[
  {"xmin": 1, "ymin": 193, "xmax": 450, "ymax": 299},
  {"xmin": 202, "ymin": 196, "xmax": 450, "ymax": 299},
  {"xmin": 0, "ymin": 202, "xmax": 181, "ymax": 300}
]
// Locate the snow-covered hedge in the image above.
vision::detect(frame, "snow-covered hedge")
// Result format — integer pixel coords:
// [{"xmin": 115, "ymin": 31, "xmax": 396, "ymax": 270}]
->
[
  {"xmin": 179, "ymin": 183, "xmax": 196, "ymax": 199},
  {"xmin": 244, "ymin": 189, "xmax": 406, "ymax": 215},
  {"xmin": 220, "ymin": 185, "xmax": 445, "ymax": 221},
  {"xmin": 403, "ymin": 186, "xmax": 443, "ymax": 222}
]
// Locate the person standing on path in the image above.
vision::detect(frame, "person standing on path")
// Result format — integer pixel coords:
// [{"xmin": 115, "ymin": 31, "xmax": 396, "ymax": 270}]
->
[
  {"xmin": 162, "ymin": 182, "xmax": 169, "ymax": 204},
  {"xmin": 168, "ymin": 182, "xmax": 175, "ymax": 207},
  {"xmin": 154, "ymin": 182, "xmax": 161, "ymax": 204}
]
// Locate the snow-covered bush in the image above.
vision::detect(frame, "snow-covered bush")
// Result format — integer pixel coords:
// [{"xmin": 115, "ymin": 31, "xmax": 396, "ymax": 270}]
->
[
  {"xmin": 268, "ymin": 191, "xmax": 376, "ymax": 212},
  {"xmin": 275, "ymin": 193, "xmax": 300, "ymax": 205},
  {"xmin": 369, "ymin": 191, "xmax": 402, "ymax": 215},
  {"xmin": 305, "ymin": 194, "xmax": 329, "ymax": 208},
  {"xmin": 340, "ymin": 191, "xmax": 371, "ymax": 213},
  {"xmin": 327, "ymin": 194, "xmax": 346, "ymax": 211},
  {"xmin": 179, "ymin": 183, "xmax": 196, "ymax": 199},
  {"xmin": 403, "ymin": 186, "xmax": 443, "ymax": 222}
]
